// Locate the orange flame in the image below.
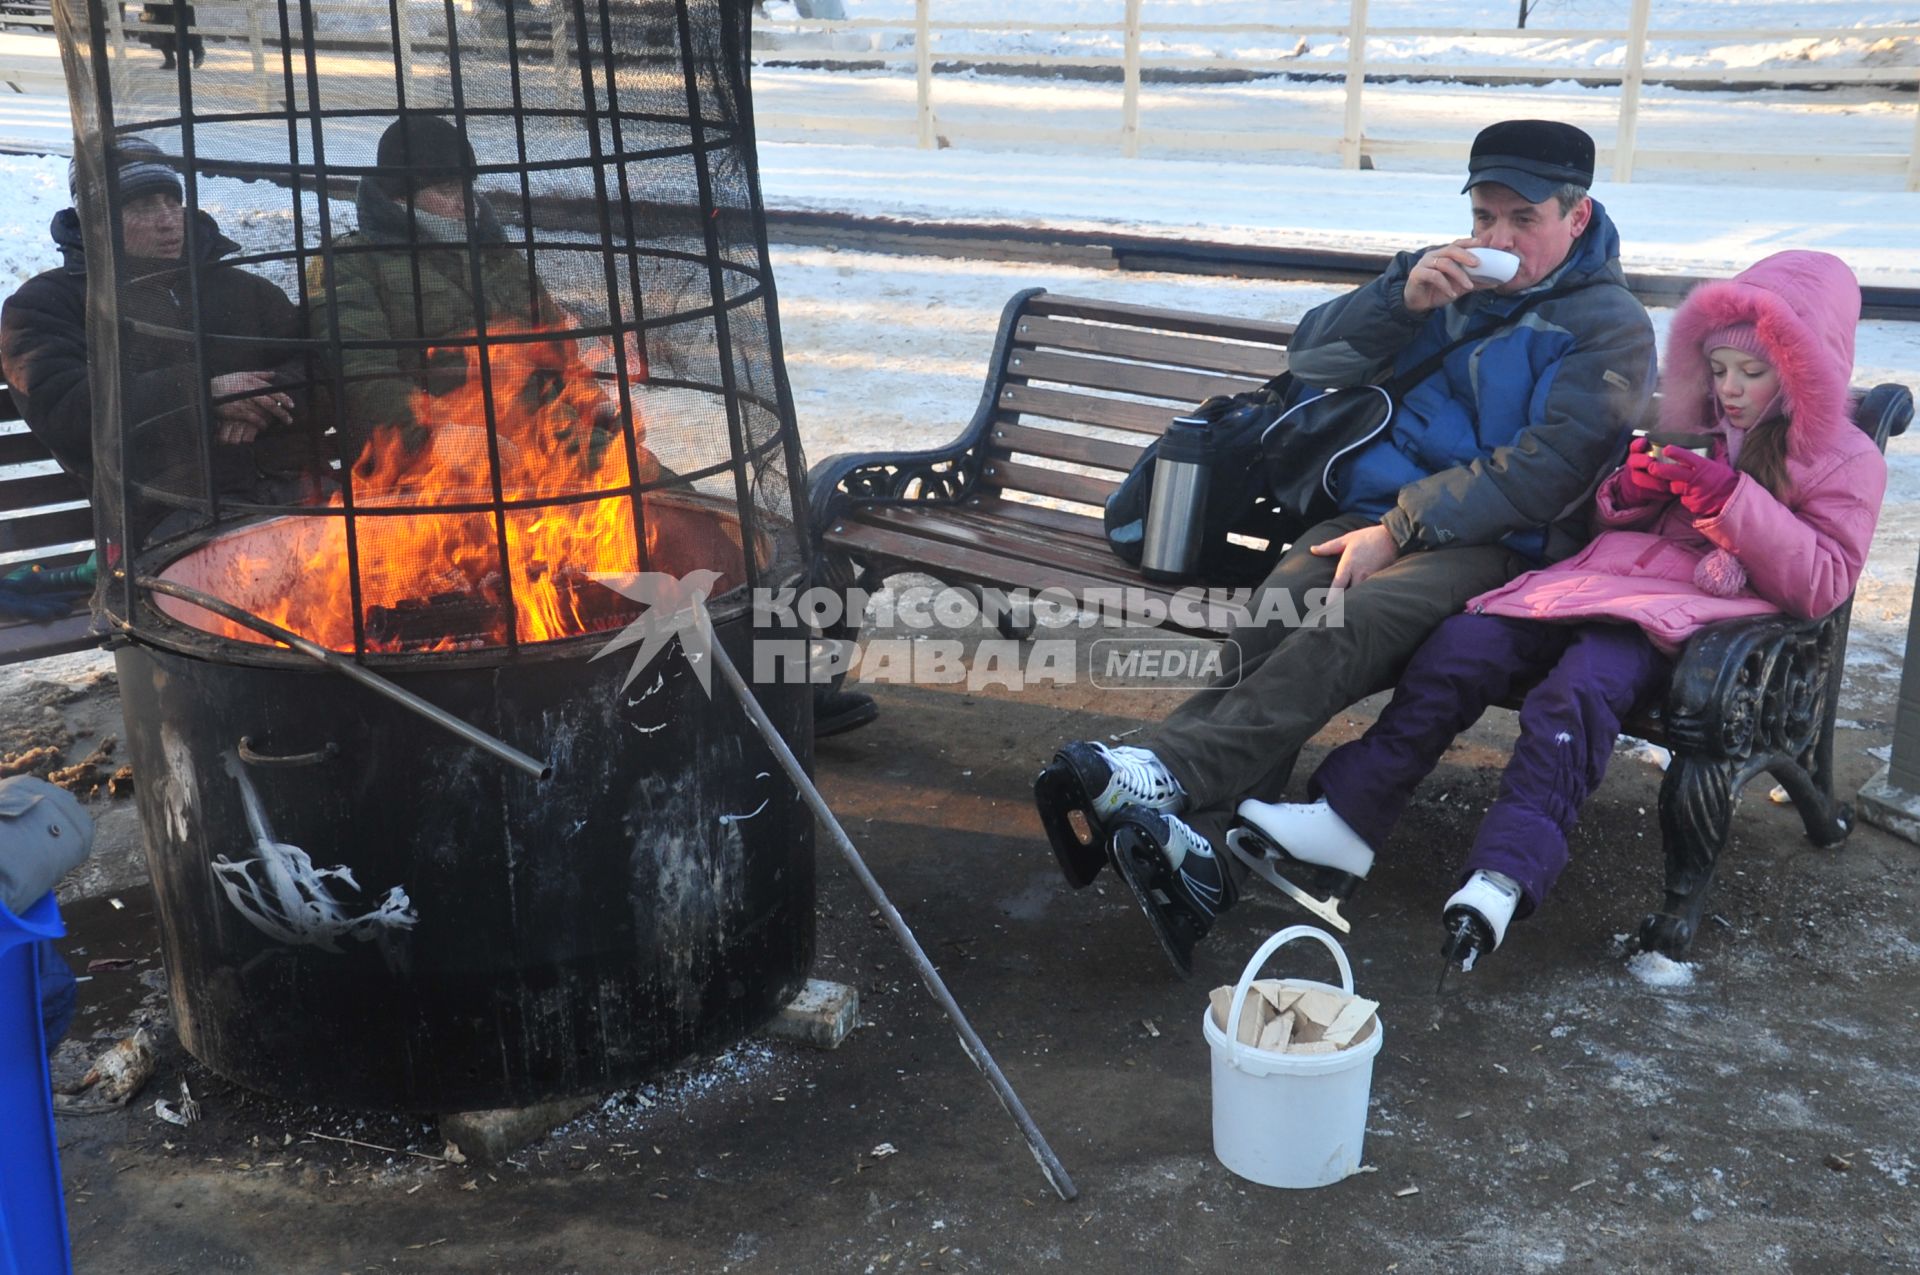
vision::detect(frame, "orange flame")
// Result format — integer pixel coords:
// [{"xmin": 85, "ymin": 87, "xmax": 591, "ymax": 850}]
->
[{"xmin": 204, "ymin": 323, "xmax": 657, "ymax": 652}]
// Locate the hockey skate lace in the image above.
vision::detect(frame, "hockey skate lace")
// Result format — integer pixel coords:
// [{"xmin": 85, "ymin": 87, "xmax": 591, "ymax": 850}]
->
[{"xmin": 1094, "ymin": 745, "xmax": 1182, "ymax": 815}]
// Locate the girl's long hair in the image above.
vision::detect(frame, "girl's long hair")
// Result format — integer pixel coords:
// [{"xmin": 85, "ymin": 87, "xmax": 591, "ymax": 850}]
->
[{"xmin": 1736, "ymin": 410, "xmax": 1793, "ymax": 501}]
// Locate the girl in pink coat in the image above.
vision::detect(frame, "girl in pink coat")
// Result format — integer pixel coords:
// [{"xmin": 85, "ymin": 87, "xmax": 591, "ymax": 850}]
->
[{"xmin": 1228, "ymin": 250, "xmax": 1886, "ymax": 976}]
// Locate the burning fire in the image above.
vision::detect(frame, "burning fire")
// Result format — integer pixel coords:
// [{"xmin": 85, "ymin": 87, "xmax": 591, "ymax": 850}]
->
[{"xmin": 203, "ymin": 323, "xmax": 659, "ymax": 652}]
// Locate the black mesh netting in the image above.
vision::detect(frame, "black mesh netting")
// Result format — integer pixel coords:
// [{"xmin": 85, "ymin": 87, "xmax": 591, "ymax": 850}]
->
[{"xmin": 55, "ymin": 0, "xmax": 809, "ymax": 656}]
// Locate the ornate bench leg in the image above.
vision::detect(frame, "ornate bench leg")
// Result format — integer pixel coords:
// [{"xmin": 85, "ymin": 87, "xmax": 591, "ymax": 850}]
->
[
  {"xmin": 1637, "ymin": 756, "xmax": 1737, "ymax": 957},
  {"xmin": 1766, "ymin": 758, "xmax": 1853, "ymax": 850},
  {"xmin": 811, "ymin": 547, "xmax": 878, "ymax": 692},
  {"xmin": 962, "ymin": 583, "xmax": 1034, "ymax": 641}
]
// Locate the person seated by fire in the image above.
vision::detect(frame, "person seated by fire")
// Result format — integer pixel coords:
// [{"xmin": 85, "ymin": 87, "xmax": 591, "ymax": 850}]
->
[
  {"xmin": 0, "ymin": 137, "xmax": 322, "ymax": 543},
  {"xmin": 311, "ymin": 114, "xmax": 649, "ymax": 502}
]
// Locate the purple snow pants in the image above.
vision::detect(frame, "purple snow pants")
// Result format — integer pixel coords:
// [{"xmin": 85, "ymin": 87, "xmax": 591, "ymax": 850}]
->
[{"xmin": 1309, "ymin": 613, "xmax": 1671, "ymax": 914}]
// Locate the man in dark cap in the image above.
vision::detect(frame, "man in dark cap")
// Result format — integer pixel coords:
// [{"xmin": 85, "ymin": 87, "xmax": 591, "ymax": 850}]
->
[
  {"xmin": 316, "ymin": 115, "xmax": 874, "ymax": 736},
  {"xmin": 1036, "ymin": 120, "xmax": 1657, "ymax": 975},
  {"xmin": 311, "ymin": 113, "xmax": 577, "ymax": 462},
  {"xmin": 0, "ymin": 136, "xmax": 316, "ymax": 538}
]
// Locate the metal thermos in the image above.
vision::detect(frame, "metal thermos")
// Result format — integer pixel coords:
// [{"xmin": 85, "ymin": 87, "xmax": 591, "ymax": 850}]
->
[{"xmin": 1140, "ymin": 415, "xmax": 1213, "ymax": 581}]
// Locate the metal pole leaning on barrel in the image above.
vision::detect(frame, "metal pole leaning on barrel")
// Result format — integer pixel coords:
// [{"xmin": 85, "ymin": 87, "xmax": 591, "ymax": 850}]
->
[
  {"xmin": 706, "ymin": 637, "xmax": 1080, "ymax": 1202},
  {"xmin": 128, "ymin": 576, "xmax": 553, "ymax": 781}
]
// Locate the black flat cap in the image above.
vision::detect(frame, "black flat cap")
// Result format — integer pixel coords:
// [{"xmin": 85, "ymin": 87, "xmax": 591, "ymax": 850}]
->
[{"xmin": 1461, "ymin": 119, "xmax": 1596, "ymax": 203}]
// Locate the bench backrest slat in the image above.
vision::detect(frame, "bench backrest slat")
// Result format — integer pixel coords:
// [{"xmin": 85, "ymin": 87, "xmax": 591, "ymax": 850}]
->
[
  {"xmin": 985, "ymin": 293, "xmax": 1294, "ymax": 511},
  {"xmin": 996, "ymin": 383, "xmax": 1176, "ymax": 436},
  {"xmin": 988, "ymin": 420, "xmax": 1147, "ymax": 473},
  {"xmin": 1005, "ymin": 348, "xmax": 1270, "ymax": 407},
  {"xmin": 0, "ymin": 506, "xmax": 93, "ymax": 555},
  {"xmin": 0, "ymin": 470, "xmax": 86, "ymax": 511},
  {"xmin": 0, "ymin": 422, "xmax": 55, "ymax": 468},
  {"xmin": 1011, "ymin": 314, "xmax": 1291, "ymax": 379},
  {"xmin": 979, "ymin": 457, "xmax": 1118, "ymax": 509},
  {"xmin": 1025, "ymin": 293, "xmax": 1296, "ymax": 342},
  {"xmin": 0, "ymin": 387, "xmax": 98, "ymax": 568}
]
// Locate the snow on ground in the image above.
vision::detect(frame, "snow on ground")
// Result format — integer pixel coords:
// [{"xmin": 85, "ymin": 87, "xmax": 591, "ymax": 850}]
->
[
  {"xmin": 753, "ymin": 139, "xmax": 1920, "ymax": 285},
  {"xmin": 751, "ymin": 70, "xmax": 1920, "ymax": 188}
]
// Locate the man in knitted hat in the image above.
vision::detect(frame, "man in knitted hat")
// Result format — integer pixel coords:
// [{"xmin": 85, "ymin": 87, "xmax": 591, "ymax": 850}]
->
[
  {"xmin": 0, "ymin": 135, "xmax": 317, "ymax": 538},
  {"xmin": 1037, "ymin": 119, "xmax": 1659, "ymax": 976}
]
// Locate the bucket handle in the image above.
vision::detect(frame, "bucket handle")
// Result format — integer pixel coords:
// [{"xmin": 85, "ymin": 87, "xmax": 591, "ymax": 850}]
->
[{"xmin": 1223, "ymin": 925, "xmax": 1355, "ymax": 1066}]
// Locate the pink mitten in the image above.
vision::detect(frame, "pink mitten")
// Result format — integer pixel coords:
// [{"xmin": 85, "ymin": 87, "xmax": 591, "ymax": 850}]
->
[{"xmin": 1650, "ymin": 446, "xmax": 1739, "ymax": 518}]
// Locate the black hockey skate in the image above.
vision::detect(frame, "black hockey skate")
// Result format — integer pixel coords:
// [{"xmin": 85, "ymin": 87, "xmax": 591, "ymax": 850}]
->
[
  {"xmin": 1033, "ymin": 740, "xmax": 1183, "ymax": 889},
  {"xmin": 1107, "ymin": 807, "xmax": 1237, "ymax": 979}
]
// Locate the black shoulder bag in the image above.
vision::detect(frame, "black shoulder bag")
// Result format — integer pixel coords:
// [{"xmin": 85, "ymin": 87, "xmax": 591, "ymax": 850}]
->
[{"xmin": 1104, "ymin": 281, "xmax": 1594, "ymax": 583}]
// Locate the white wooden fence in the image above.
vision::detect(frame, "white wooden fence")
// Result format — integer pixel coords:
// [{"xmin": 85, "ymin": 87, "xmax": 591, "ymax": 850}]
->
[
  {"xmin": 3, "ymin": 1, "xmax": 1918, "ymax": 189},
  {"xmin": 753, "ymin": 0, "xmax": 1920, "ymax": 190}
]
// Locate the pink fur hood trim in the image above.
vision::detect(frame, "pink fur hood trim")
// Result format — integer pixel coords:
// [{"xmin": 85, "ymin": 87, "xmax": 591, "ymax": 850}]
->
[{"xmin": 1657, "ymin": 250, "xmax": 1860, "ymax": 463}]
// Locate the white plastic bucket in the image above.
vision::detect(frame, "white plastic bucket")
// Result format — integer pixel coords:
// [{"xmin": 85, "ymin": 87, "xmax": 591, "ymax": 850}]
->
[{"xmin": 1201, "ymin": 925, "xmax": 1384, "ymax": 1189}]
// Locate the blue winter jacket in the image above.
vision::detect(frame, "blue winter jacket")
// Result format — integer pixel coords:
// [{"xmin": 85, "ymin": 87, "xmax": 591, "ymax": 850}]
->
[{"xmin": 1285, "ymin": 200, "xmax": 1656, "ymax": 564}]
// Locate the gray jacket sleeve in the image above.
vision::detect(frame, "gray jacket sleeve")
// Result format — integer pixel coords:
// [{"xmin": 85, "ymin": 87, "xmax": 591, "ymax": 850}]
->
[
  {"xmin": 1379, "ymin": 285, "xmax": 1657, "ymax": 552},
  {"xmin": 0, "ymin": 776, "xmax": 93, "ymax": 915},
  {"xmin": 1284, "ymin": 248, "xmax": 1435, "ymax": 389}
]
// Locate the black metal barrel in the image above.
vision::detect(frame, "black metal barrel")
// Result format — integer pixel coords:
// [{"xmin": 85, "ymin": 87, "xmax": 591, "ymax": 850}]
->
[{"xmin": 117, "ymin": 597, "xmax": 812, "ymax": 1112}]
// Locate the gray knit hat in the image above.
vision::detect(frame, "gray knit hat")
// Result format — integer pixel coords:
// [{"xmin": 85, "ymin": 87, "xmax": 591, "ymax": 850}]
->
[{"xmin": 67, "ymin": 135, "xmax": 183, "ymax": 206}]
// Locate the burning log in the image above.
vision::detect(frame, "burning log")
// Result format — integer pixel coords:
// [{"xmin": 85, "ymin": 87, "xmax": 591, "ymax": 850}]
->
[
  {"xmin": 550, "ymin": 567, "xmax": 642, "ymax": 638},
  {"xmin": 365, "ymin": 589, "xmax": 504, "ymax": 652}
]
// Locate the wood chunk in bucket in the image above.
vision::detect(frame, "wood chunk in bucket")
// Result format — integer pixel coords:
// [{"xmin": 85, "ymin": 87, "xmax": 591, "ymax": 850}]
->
[
  {"xmin": 1208, "ymin": 985, "xmax": 1275, "ymax": 1044},
  {"xmin": 1290, "ymin": 987, "xmax": 1349, "ymax": 1030},
  {"xmin": 1256, "ymin": 1009, "xmax": 1296, "ymax": 1053},
  {"xmin": 1211, "ymin": 981, "xmax": 1378, "ymax": 1054},
  {"xmin": 1323, "ymin": 997, "xmax": 1381, "ymax": 1049},
  {"xmin": 1252, "ymin": 979, "xmax": 1303, "ymax": 1014},
  {"xmin": 1237, "ymin": 994, "xmax": 1274, "ymax": 1047}
]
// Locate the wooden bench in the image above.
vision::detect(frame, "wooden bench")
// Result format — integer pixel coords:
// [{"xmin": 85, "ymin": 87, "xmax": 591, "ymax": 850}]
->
[
  {"xmin": 808, "ymin": 287, "xmax": 1915, "ymax": 955},
  {"xmin": 0, "ymin": 379, "xmax": 101, "ymax": 666}
]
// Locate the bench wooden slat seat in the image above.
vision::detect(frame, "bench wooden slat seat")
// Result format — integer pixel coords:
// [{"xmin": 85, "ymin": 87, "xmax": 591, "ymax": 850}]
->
[
  {"xmin": 810, "ymin": 286, "xmax": 1915, "ymax": 956},
  {"xmin": 0, "ymin": 398, "xmax": 102, "ymax": 667}
]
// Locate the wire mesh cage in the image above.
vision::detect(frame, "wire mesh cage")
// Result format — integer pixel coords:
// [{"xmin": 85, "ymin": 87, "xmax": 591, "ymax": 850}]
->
[
  {"xmin": 47, "ymin": 0, "xmax": 821, "ymax": 1110},
  {"xmin": 55, "ymin": 0, "xmax": 810, "ymax": 659}
]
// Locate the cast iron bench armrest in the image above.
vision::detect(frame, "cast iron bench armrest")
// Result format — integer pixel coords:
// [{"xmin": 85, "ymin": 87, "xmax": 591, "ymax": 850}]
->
[
  {"xmin": 808, "ymin": 288, "xmax": 1047, "ymax": 533},
  {"xmin": 1660, "ymin": 609, "xmax": 1846, "ymax": 767},
  {"xmin": 808, "ymin": 435, "xmax": 991, "ymax": 528}
]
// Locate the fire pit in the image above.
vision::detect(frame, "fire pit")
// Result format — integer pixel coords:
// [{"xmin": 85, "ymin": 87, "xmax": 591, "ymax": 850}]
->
[{"xmin": 55, "ymin": 0, "xmax": 819, "ymax": 1109}]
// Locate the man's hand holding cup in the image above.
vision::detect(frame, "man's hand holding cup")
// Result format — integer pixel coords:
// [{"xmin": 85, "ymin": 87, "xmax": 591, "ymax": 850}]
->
[{"xmin": 1403, "ymin": 240, "xmax": 1519, "ymax": 314}]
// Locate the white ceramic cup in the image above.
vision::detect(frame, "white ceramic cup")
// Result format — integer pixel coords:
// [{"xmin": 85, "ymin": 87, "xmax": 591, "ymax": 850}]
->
[{"xmin": 1462, "ymin": 247, "xmax": 1521, "ymax": 286}]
